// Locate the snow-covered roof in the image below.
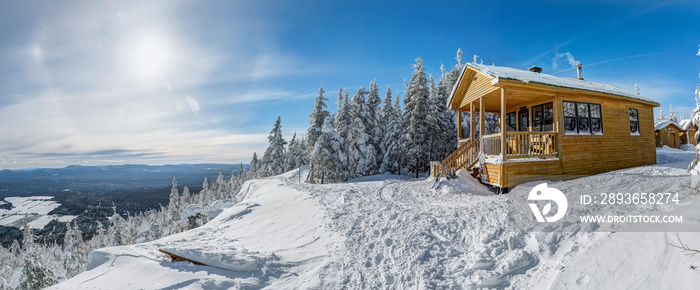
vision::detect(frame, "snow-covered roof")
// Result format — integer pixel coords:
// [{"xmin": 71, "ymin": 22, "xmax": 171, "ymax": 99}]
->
[
  {"xmin": 451, "ymin": 63, "xmax": 659, "ymax": 106},
  {"xmin": 679, "ymin": 119, "xmax": 694, "ymax": 130},
  {"xmin": 655, "ymin": 120, "xmax": 681, "ymax": 131}
]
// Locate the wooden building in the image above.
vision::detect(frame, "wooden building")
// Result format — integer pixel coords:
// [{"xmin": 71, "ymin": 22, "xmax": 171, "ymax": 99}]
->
[
  {"xmin": 679, "ymin": 119, "xmax": 698, "ymax": 146},
  {"xmin": 436, "ymin": 63, "xmax": 659, "ymax": 189},
  {"xmin": 655, "ymin": 120, "xmax": 682, "ymax": 148}
]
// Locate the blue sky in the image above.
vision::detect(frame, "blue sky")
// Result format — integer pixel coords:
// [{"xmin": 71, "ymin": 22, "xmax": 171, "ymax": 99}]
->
[{"xmin": 0, "ymin": 0, "xmax": 698, "ymax": 169}]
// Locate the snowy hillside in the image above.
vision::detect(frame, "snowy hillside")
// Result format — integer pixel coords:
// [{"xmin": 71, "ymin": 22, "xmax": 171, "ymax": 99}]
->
[{"xmin": 51, "ymin": 148, "xmax": 700, "ymax": 289}]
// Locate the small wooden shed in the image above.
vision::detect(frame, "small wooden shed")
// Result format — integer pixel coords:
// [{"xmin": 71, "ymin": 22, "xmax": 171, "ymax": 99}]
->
[
  {"xmin": 654, "ymin": 120, "xmax": 682, "ymax": 148},
  {"xmin": 679, "ymin": 119, "xmax": 698, "ymax": 146}
]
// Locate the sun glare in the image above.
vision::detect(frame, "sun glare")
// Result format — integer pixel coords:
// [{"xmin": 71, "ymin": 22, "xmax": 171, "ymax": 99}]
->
[{"xmin": 124, "ymin": 33, "xmax": 173, "ymax": 81}]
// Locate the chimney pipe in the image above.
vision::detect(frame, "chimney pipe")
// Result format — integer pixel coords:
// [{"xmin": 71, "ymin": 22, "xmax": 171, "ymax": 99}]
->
[{"xmin": 576, "ymin": 63, "xmax": 583, "ymax": 80}]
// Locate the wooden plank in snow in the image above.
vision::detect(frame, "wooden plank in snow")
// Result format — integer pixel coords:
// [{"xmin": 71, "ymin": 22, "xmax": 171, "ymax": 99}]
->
[{"xmin": 158, "ymin": 249, "xmax": 206, "ymax": 266}]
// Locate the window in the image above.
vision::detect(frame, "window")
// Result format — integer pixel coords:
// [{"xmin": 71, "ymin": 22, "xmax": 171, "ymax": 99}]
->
[
  {"xmin": 518, "ymin": 107, "xmax": 529, "ymax": 131},
  {"xmin": 629, "ymin": 108, "xmax": 639, "ymax": 135},
  {"xmin": 531, "ymin": 102, "xmax": 554, "ymax": 131},
  {"xmin": 563, "ymin": 101, "xmax": 603, "ymax": 135},
  {"xmin": 506, "ymin": 112, "xmax": 517, "ymax": 131}
]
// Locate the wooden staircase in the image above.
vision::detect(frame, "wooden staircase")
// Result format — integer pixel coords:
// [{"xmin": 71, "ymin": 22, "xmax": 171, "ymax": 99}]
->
[{"xmin": 435, "ymin": 138, "xmax": 480, "ymax": 177}]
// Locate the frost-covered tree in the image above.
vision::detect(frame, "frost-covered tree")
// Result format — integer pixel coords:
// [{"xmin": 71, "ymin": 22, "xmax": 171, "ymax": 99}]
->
[
  {"xmin": 17, "ymin": 250, "xmax": 56, "ymax": 290},
  {"xmin": 335, "ymin": 87, "xmax": 352, "ymax": 140},
  {"xmin": 366, "ymin": 80, "xmax": 383, "ymax": 153},
  {"xmin": 309, "ymin": 118, "xmax": 347, "ymax": 183},
  {"xmin": 669, "ymin": 104, "xmax": 678, "ymax": 123},
  {"xmin": 90, "ymin": 221, "xmax": 108, "ymax": 250},
  {"xmin": 62, "ymin": 221, "xmax": 86, "ymax": 278},
  {"xmin": 347, "ymin": 87, "xmax": 379, "ymax": 176},
  {"xmin": 107, "ymin": 206, "xmax": 129, "ymax": 246},
  {"xmin": 381, "ymin": 90, "xmax": 404, "ymax": 174},
  {"xmin": 306, "ymin": 87, "xmax": 330, "ymax": 159},
  {"xmin": 688, "ymin": 45, "xmax": 700, "ymax": 176},
  {"xmin": 17, "ymin": 226, "xmax": 56, "ymax": 290},
  {"xmin": 259, "ymin": 116, "xmax": 287, "ymax": 177},
  {"xmin": 286, "ymin": 132, "xmax": 305, "ymax": 171},
  {"xmin": 249, "ymin": 153, "xmax": 260, "ymax": 177},
  {"xmin": 657, "ymin": 107, "xmax": 667, "ymax": 122},
  {"xmin": 402, "ymin": 57, "xmax": 432, "ymax": 177}
]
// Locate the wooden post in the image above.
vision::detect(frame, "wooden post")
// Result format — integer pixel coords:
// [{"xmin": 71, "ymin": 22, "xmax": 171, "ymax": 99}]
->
[
  {"xmin": 457, "ymin": 109, "xmax": 463, "ymax": 140},
  {"xmin": 500, "ymin": 87, "xmax": 507, "ymax": 161},
  {"xmin": 470, "ymin": 102, "xmax": 475, "ymax": 140},
  {"xmin": 479, "ymin": 97, "xmax": 484, "ymax": 154},
  {"xmin": 554, "ymin": 93, "xmax": 562, "ymax": 158}
]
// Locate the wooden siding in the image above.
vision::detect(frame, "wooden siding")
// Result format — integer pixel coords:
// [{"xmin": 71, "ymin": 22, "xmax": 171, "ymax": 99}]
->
[
  {"xmin": 680, "ymin": 124, "xmax": 697, "ymax": 146},
  {"xmin": 476, "ymin": 88, "xmax": 657, "ymax": 188},
  {"xmin": 657, "ymin": 125, "xmax": 681, "ymax": 148},
  {"xmin": 481, "ymin": 163, "xmax": 502, "ymax": 186}
]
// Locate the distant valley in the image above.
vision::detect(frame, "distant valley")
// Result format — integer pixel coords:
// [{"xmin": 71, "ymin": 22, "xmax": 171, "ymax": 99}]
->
[{"xmin": 0, "ymin": 164, "xmax": 245, "ymax": 245}]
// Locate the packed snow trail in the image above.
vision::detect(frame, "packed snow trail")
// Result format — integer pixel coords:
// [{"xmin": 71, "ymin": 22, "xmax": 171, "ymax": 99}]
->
[{"xmin": 51, "ymin": 147, "xmax": 700, "ymax": 289}]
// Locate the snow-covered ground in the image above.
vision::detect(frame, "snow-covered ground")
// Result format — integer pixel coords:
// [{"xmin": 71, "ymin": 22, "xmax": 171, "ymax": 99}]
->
[
  {"xmin": 0, "ymin": 196, "xmax": 77, "ymax": 229},
  {"xmin": 51, "ymin": 147, "xmax": 700, "ymax": 289}
]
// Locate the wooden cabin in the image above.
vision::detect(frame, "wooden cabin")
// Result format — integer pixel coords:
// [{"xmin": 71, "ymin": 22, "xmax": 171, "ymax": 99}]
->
[
  {"xmin": 655, "ymin": 120, "xmax": 682, "ymax": 148},
  {"xmin": 436, "ymin": 63, "xmax": 659, "ymax": 189},
  {"xmin": 679, "ymin": 119, "xmax": 698, "ymax": 146}
]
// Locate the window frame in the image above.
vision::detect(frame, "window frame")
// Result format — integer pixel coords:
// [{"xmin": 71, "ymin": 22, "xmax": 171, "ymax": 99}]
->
[
  {"xmin": 563, "ymin": 101, "xmax": 603, "ymax": 135},
  {"xmin": 531, "ymin": 102, "xmax": 554, "ymax": 132},
  {"xmin": 629, "ymin": 108, "xmax": 640, "ymax": 136},
  {"xmin": 506, "ymin": 111, "xmax": 517, "ymax": 131}
]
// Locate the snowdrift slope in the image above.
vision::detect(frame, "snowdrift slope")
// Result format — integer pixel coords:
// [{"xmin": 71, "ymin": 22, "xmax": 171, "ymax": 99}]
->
[{"xmin": 52, "ymin": 148, "xmax": 700, "ymax": 289}]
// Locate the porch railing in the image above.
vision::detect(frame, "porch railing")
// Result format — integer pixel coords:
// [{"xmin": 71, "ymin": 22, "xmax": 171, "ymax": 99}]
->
[
  {"xmin": 480, "ymin": 132, "xmax": 558, "ymax": 159},
  {"xmin": 505, "ymin": 131, "xmax": 557, "ymax": 158}
]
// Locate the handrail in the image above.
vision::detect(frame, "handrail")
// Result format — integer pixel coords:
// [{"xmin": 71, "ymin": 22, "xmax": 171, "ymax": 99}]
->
[{"xmin": 436, "ymin": 137, "xmax": 479, "ymax": 177}]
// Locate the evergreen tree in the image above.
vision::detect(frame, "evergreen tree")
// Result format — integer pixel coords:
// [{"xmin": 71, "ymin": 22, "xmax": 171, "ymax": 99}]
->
[
  {"xmin": 306, "ymin": 87, "xmax": 330, "ymax": 159},
  {"xmin": 249, "ymin": 153, "xmax": 260, "ymax": 177},
  {"xmin": 260, "ymin": 116, "xmax": 287, "ymax": 177},
  {"xmin": 62, "ymin": 221, "xmax": 86, "ymax": 278},
  {"xmin": 335, "ymin": 87, "xmax": 352, "ymax": 140},
  {"xmin": 309, "ymin": 118, "xmax": 348, "ymax": 183},
  {"xmin": 347, "ymin": 87, "xmax": 378, "ymax": 176},
  {"xmin": 286, "ymin": 132, "xmax": 301, "ymax": 171},
  {"xmin": 17, "ymin": 250, "xmax": 56, "ymax": 290},
  {"xmin": 366, "ymin": 80, "xmax": 383, "ymax": 152},
  {"xmin": 669, "ymin": 104, "xmax": 678, "ymax": 123},
  {"xmin": 657, "ymin": 107, "xmax": 667, "ymax": 121},
  {"xmin": 402, "ymin": 57, "xmax": 432, "ymax": 177}
]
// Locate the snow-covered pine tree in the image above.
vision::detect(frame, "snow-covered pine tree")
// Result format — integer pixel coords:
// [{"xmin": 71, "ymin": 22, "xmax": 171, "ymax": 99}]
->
[
  {"xmin": 107, "ymin": 206, "xmax": 129, "ymax": 246},
  {"xmin": 366, "ymin": 80, "xmax": 383, "ymax": 155},
  {"xmin": 306, "ymin": 87, "xmax": 330, "ymax": 159},
  {"xmin": 309, "ymin": 118, "xmax": 348, "ymax": 183},
  {"xmin": 402, "ymin": 57, "xmax": 432, "ymax": 177},
  {"xmin": 249, "ymin": 153, "xmax": 260, "ymax": 178},
  {"xmin": 259, "ymin": 116, "xmax": 287, "ymax": 177},
  {"xmin": 688, "ymin": 45, "xmax": 700, "ymax": 176},
  {"xmin": 61, "ymin": 221, "xmax": 86, "ymax": 278},
  {"xmin": 90, "ymin": 221, "xmax": 108, "ymax": 250},
  {"xmin": 347, "ymin": 87, "xmax": 379, "ymax": 176},
  {"xmin": 669, "ymin": 104, "xmax": 678, "ymax": 123},
  {"xmin": 17, "ymin": 225, "xmax": 56, "ymax": 290},
  {"xmin": 335, "ymin": 87, "xmax": 352, "ymax": 140},
  {"xmin": 286, "ymin": 132, "xmax": 299, "ymax": 171},
  {"xmin": 657, "ymin": 107, "xmax": 667, "ymax": 122},
  {"xmin": 380, "ymin": 86, "xmax": 394, "ymax": 156},
  {"xmin": 380, "ymin": 88, "xmax": 404, "ymax": 174}
]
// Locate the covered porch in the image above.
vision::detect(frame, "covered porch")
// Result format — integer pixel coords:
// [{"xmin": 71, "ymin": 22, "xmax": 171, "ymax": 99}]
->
[{"xmin": 435, "ymin": 69, "xmax": 563, "ymax": 187}]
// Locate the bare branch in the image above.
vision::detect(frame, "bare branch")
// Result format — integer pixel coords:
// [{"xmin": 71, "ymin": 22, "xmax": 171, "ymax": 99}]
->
[{"xmin": 670, "ymin": 233, "xmax": 700, "ymax": 257}]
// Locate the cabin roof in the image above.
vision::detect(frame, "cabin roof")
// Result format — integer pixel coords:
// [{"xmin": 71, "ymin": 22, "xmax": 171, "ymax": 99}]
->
[
  {"xmin": 448, "ymin": 63, "xmax": 660, "ymax": 108},
  {"xmin": 655, "ymin": 120, "xmax": 682, "ymax": 131},
  {"xmin": 679, "ymin": 119, "xmax": 694, "ymax": 130}
]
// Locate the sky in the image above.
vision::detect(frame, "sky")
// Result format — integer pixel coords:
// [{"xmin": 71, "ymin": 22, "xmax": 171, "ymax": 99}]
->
[{"xmin": 0, "ymin": 0, "xmax": 698, "ymax": 169}]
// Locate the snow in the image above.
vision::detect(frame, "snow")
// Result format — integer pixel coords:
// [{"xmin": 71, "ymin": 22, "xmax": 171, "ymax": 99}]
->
[
  {"xmin": 0, "ymin": 196, "xmax": 75, "ymax": 228},
  {"xmin": 655, "ymin": 119, "xmax": 681, "ymax": 130},
  {"xmin": 52, "ymin": 149, "xmax": 700, "ymax": 289},
  {"xmin": 679, "ymin": 119, "xmax": 693, "ymax": 130},
  {"xmin": 455, "ymin": 63, "xmax": 658, "ymax": 105}
]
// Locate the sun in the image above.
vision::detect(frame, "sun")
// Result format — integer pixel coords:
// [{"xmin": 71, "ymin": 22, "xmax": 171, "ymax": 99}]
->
[{"xmin": 123, "ymin": 33, "xmax": 173, "ymax": 81}]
